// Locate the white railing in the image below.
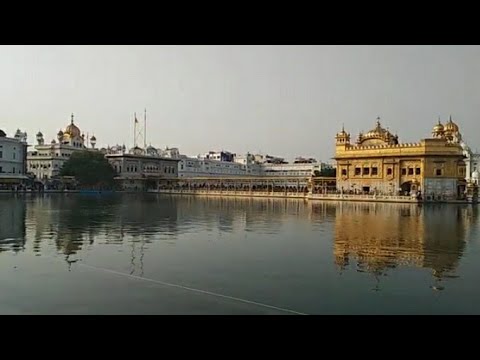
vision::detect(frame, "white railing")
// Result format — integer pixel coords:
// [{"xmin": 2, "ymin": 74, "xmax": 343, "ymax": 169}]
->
[
  {"xmin": 151, "ymin": 189, "xmax": 472, "ymax": 203},
  {"xmin": 309, "ymin": 193, "xmax": 419, "ymax": 202},
  {"xmin": 152, "ymin": 189, "xmax": 307, "ymax": 197}
]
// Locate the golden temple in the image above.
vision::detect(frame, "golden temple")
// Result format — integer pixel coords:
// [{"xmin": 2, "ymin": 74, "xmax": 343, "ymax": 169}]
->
[{"xmin": 334, "ymin": 117, "xmax": 467, "ymax": 201}]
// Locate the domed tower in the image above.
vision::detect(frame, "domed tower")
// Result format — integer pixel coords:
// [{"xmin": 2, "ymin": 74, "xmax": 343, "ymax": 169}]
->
[
  {"xmin": 36, "ymin": 131, "xmax": 44, "ymax": 145},
  {"xmin": 356, "ymin": 118, "xmax": 399, "ymax": 146},
  {"xmin": 62, "ymin": 113, "xmax": 85, "ymax": 147},
  {"xmin": 13, "ymin": 129, "xmax": 27, "ymax": 143},
  {"xmin": 432, "ymin": 118, "xmax": 445, "ymax": 138},
  {"xmin": 146, "ymin": 145, "xmax": 158, "ymax": 156},
  {"xmin": 444, "ymin": 116, "xmax": 462, "ymax": 143},
  {"xmin": 335, "ymin": 125, "xmax": 350, "ymax": 146},
  {"xmin": 90, "ymin": 135, "xmax": 96, "ymax": 149},
  {"xmin": 64, "ymin": 113, "xmax": 81, "ymax": 138},
  {"xmin": 57, "ymin": 130, "xmax": 64, "ymax": 143}
]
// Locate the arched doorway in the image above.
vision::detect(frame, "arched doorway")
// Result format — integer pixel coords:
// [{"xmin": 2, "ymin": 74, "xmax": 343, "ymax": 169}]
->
[{"xmin": 400, "ymin": 181, "xmax": 412, "ymax": 195}]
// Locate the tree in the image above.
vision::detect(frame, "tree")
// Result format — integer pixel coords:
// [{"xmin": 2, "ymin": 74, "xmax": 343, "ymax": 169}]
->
[
  {"xmin": 315, "ymin": 167, "xmax": 336, "ymax": 177},
  {"xmin": 60, "ymin": 151, "xmax": 116, "ymax": 189}
]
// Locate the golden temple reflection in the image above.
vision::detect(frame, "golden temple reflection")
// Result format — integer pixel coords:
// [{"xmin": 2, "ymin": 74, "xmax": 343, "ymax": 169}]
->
[{"xmin": 330, "ymin": 202, "xmax": 479, "ymax": 280}]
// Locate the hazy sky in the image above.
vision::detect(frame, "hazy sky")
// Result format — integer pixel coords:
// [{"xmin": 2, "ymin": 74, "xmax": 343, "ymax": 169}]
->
[{"xmin": 1, "ymin": 45, "xmax": 479, "ymax": 161}]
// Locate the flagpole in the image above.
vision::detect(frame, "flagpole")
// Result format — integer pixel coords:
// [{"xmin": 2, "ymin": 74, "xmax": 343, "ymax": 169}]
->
[
  {"xmin": 134, "ymin": 112, "xmax": 137, "ymax": 148},
  {"xmin": 144, "ymin": 108, "xmax": 147, "ymax": 149}
]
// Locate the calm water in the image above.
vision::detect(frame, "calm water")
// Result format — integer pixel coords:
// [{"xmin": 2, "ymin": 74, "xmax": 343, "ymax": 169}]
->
[{"xmin": 1, "ymin": 193, "xmax": 480, "ymax": 315}]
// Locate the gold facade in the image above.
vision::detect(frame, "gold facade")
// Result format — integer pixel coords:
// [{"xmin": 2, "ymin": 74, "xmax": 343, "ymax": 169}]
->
[{"xmin": 334, "ymin": 118, "xmax": 466, "ymax": 200}]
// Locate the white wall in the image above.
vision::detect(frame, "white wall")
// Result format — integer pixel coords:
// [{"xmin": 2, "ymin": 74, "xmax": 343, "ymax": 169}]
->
[
  {"xmin": 262, "ymin": 162, "xmax": 323, "ymax": 177},
  {"xmin": 179, "ymin": 157, "xmax": 254, "ymax": 177},
  {"xmin": 27, "ymin": 143, "xmax": 78, "ymax": 180},
  {"xmin": 0, "ymin": 137, "xmax": 26, "ymax": 176}
]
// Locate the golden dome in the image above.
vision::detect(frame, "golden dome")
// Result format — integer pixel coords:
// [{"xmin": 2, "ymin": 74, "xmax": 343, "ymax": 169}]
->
[
  {"xmin": 433, "ymin": 120, "xmax": 444, "ymax": 132},
  {"xmin": 336, "ymin": 126, "xmax": 349, "ymax": 137},
  {"xmin": 358, "ymin": 118, "xmax": 398, "ymax": 145},
  {"xmin": 365, "ymin": 119, "xmax": 389, "ymax": 137},
  {"xmin": 335, "ymin": 124, "xmax": 350, "ymax": 144},
  {"xmin": 64, "ymin": 113, "xmax": 81, "ymax": 138},
  {"xmin": 445, "ymin": 116, "xmax": 459, "ymax": 132}
]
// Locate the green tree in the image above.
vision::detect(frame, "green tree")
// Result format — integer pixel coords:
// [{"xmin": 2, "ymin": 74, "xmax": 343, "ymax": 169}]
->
[
  {"xmin": 316, "ymin": 167, "xmax": 336, "ymax": 177},
  {"xmin": 60, "ymin": 151, "xmax": 116, "ymax": 189}
]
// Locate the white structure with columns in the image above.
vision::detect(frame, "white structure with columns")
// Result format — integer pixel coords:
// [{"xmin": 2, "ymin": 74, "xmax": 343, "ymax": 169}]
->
[
  {"xmin": 462, "ymin": 142, "xmax": 480, "ymax": 185},
  {"xmin": 27, "ymin": 114, "xmax": 98, "ymax": 181}
]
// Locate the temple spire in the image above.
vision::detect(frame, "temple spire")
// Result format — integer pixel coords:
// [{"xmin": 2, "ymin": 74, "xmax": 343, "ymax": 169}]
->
[{"xmin": 71, "ymin": 113, "xmax": 74, "ymax": 124}]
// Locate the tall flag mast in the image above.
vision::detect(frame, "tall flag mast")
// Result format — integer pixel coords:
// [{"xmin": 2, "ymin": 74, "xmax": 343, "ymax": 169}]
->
[
  {"xmin": 134, "ymin": 112, "xmax": 138, "ymax": 147},
  {"xmin": 144, "ymin": 108, "xmax": 147, "ymax": 150}
]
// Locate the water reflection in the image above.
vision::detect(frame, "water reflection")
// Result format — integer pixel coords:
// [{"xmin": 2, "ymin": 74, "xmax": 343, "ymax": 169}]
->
[
  {"xmin": 21, "ymin": 194, "xmax": 180, "ymax": 255},
  {"xmin": 174, "ymin": 196, "xmax": 310, "ymax": 234},
  {"xmin": 1, "ymin": 195, "xmax": 314, "ymax": 258},
  {"xmin": 327, "ymin": 202, "xmax": 479, "ymax": 288},
  {"xmin": 1, "ymin": 194, "xmax": 479, "ymax": 286},
  {"xmin": 0, "ymin": 196, "xmax": 26, "ymax": 252}
]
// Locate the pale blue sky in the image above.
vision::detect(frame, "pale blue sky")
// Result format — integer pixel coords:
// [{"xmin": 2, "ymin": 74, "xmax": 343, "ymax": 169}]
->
[{"xmin": 1, "ymin": 45, "xmax": 479, "ymax": 161}]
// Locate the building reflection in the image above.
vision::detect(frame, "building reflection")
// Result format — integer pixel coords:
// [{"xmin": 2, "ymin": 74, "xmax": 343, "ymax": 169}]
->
[
  {"xmin": 24, "ymin": 194, "xmax": 179, "ymax": 262},
  {"xmin": 331, "ymin": 202, "xmax": 479, "ymax": 286},
  {"xmin": 174, "ymin": 196, "xmax": 310, "ymax": 234},
  {"xmin": 7, "ymin": 194, "xmax": 480, "ymax": 286},
  {"xmin": 0, "ymin": 196, "xmax": 26, "ymax": 253}
]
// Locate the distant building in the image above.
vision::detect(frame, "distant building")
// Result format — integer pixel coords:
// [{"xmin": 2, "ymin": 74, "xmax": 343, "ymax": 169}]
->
[
  {"xmin": 246, "ymin": 154, "xmax": 330, "ymax": 177},
  {"xmin": 177, "ymin": 150, "xmax": 330, "ymax": 178},
  {"xmin": 262, "ymin": 162, "xmax": 326, "ymax": 177},
  {"xmin": 461, "ymin": 142, "xmax": 480, "ymax": 185},
  {"xmin": 160, "ymin": 147, "xmax": 181, "ymax": 159},
  {"xmin": 200, "ymin": 150, "xmax": 235, "ymax": 162},
  {"xmin": 178, "ymin": 156, "xmax": 254, "ymax": 177},
  {"xmin": 0, "ymin": 128, "xmax": 29, "ymax": 187},
  {"xmin": 253, "ymin": 154, "xmax": 287, "ymax": 164},
  {"xmin": 105, "ymin": 146, "xmax": 180, "ymax": 191},
  {"xmin": 233, "ymin": 152, "xmax": 263, "ymax": 176},
  {"xmin": 26, "ymin": 114, "xmax": 98, "ymax": 181},
  {"xmin": 293, "ymin": 157, "xmax": 317, "ymax": 164}
]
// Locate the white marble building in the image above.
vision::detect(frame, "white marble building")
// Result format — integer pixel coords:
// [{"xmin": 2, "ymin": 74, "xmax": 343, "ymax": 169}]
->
[
  {"xmin": 178, "ymin": 156, "xmax": 254, "ymax": 177},
  {"xmin": 105, "ymin": 145, "xmax": 180, "ymax": 190},
  {"xmin": 261, "ymin": 161, "xmax": 326, "ymax": 177},
  {"xmin": 0, "ymin": 129, "xmax": 29, "ymax": 186},
  {"xmin": 176, "ymin": 150, "xmax": 330, "ymax": 179},
  {"xmin": 461, "ymin": 142, "xmax": 480, "ymax": 185},
  {"xmin": 27, "ymin": 114, "xmax": 98, "ymax": 181},
  {"xmin": 113, "ymin": 144, "xmax": 331, "ymax": 180}
]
